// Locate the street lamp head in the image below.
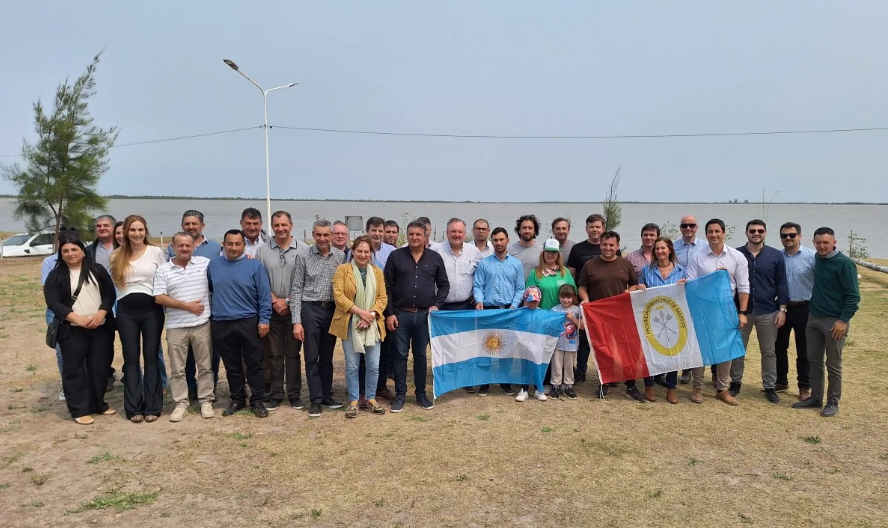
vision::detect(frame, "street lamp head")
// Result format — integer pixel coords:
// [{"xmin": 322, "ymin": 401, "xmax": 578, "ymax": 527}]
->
[
  {"xmin": 223, "ymin": 59, "xmax": 239, "ymax": 71},
  {"xmin": 287, "ymin": 83, "xmax": 298, "ymax": 88}
]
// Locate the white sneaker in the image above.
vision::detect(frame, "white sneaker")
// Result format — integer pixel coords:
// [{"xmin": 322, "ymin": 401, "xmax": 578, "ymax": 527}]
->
[
  {"xmin": 515, "ymin": 389, "xmax": 528, "ymax": 402},
  {"xmin": 169, "ymin": 406, "xmax": 188, "ymax": 422},
  {"xmin": 200, "ymin": 402, "xmax": 215, "ymax": 419},
  {"xmin": 58, "ymin": 391, "xmax": 66, "ymax": 401},
  {"xmin": 534, "ymin": 389, "xmax": 548, "ymax": 401}
]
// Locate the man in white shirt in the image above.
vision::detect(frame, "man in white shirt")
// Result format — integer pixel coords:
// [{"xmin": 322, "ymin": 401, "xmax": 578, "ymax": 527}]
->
[
  {"xmin": 472, "ymin": 219, "xmax": 494, "ymax": 258},
  {"xmin": 240, "ymin": 207, "xmax": 268, "ymax": 258},
  {"xmin": 686, "ymin": 218, "xmax": 750, "ymax": 406},
  {"xmin": 154, "ymin": 232, "xmax": 214, "ymax": 421},
  {"xmin": 432, "ymin": 218, "xmax": 482, "ymax": 311}
]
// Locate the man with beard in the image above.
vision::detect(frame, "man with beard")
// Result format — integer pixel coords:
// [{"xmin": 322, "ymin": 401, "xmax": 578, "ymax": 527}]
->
[{"xmin": 509, "ymin": 214, "xmax": 544, "ymax": 279}]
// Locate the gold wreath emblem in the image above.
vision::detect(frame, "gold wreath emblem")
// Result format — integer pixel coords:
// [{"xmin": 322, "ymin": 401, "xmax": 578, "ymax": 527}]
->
[{"xmin": 641, "ymin": 296, "xmax": 688, "ymax": 356}]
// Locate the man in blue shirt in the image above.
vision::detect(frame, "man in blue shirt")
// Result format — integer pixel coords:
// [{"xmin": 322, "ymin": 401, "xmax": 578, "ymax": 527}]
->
[
  {"xmin": 471, "ymin": 226, "xmax": 525, "ymax": 396},
  {"xmin": 208, "ymin": 229, "xmax": 273, "ymax": 418},
  {"xmin": 775, "ymin": 222, "xmax": 816, "ymax": 402},
  {"xmin": 733, "ymin": 219, "xmax": 789, "ymax": 403}
]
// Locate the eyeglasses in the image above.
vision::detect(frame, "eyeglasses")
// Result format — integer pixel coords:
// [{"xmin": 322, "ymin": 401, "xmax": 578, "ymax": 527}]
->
[
  {"xmin": 680, "ymin": 223, "xmax": 696, "ymax": 229},
  {"xmin": 779, "ymin": 233, "xmax": 798, "ymax": 239},
  {"xmin": 748, "ymin": 229, "xmax": 765, "ymax": 234}
]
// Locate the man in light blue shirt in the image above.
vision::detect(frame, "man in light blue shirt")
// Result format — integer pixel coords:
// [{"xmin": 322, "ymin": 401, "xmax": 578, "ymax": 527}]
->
[
  {"xmin": 471, "ymin": 226, "xmax": 525, "ymax": 396},
  {"xmin": 775, "ymin": 222, "xmax": 817, "ymax": 402},
  {"xmin": 673, "ymin": 215, "xmax": 707, "ymax": 268},
  {"xmin": 473, "ymin": 227, "xmax": 525, "ymax": 310},
  {"xmin": 673, "ymin": 214, "xmax": 706, "ymax": 384}
]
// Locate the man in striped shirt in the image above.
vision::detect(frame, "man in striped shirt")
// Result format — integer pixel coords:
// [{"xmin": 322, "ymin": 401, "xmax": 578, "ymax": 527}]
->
[
  {"xmin": 776, "ymin": 222, "xmax": 816, "ymax": 402},
  {"xmin": 154, "ymin": 232, "xmax": 215, "ymax": 422}
]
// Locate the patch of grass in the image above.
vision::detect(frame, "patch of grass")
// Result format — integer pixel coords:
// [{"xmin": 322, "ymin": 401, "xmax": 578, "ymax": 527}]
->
[
  {"xmin": 541, "ymin": 426, "xmax": 553, "ymax": 433},
  {"xmin": 688, "ymin": 458, "xmax": 700, "ymax": 466},
  {"xmin": 310, "ymin": 508, "xmax": 322, "ymax": 518},
  {"xmin": 25, "ymin": 364, "xmax": 36, "ymax": 372},
  {"xmin": 804, "ymin": 436, "xmax": 821, "ymax": 445},
  {"xmin": 456, "ymin": 474, "xmax": 467, "ymax": 481},
  {"xmin": 409, "ymin": 415, "xmax": 429, "ymax": 422},
  {"xmin": 30, "ymin": 473, "xmax": 50, "ymax": 486},
  {"xmin": 69, "ymin": 491, "xmax": 159, "ymax": 513},
  {"xmin": 824, "ymin": 467, "xmax": 840, "ymax": 474},
  {"xmin": 239, "ymin": 442, "xmax": 248, "ymax": 448},
  {"xmin": 476, "ymin": 414, "xmax": 490, "ymax": 421},
  {"xmin": 22, "ymin": 466, "xmax": 33, "ymax": 473},
  {"xmin": 74, "ymin": 432, "xmax": 88, "ymax": 440},
  {"xmin": 4, "ymin": 452, "xmax": 23, "ymax": 465},
  {"xmin": 650, "ymin": 489, "xmax": 663, "ymax": 498},
  {"xmin": 228, "ymin": 432, "xmax": 252, "ymax": 441},
  {"xmin": 30, "ymin": 405, "xmax": 47, "ymax": 414},
  {"xmin": 772, "ymin": 472, "xmax": 793, "ymax": 481},
  {"xmin": 25, "ymin": 500, "xmax": 44, "ymax": 508},
  {"xmin": 87, "ymin": 452, "xmax": 118, "ymax": 465},
  {"xmin": 739, "ymin": 513, "xmax": 753, "ymax": 524},
  {"xmin": 0, "ymin": 483, "xmax": 10, "ymax": 490},
  {"xmin": 12, "ymin": 388, "xmax": 23, "ymax": 393},
  {"xmin": 374, "ymin": 498, "xmax": 385, "ymax": 507},
  {"xmin": 585, "ymin": 439, "xmax": 629, "ymax": 458}
]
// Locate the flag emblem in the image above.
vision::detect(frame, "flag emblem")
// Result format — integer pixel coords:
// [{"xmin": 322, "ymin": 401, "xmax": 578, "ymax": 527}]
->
[
  {"xmin": 642, "ymin": 296, "xmax": 688, "ymax": 356},
  {"xmin": 482, "ymin": 331, "xmax": 506, "ymax": 354}
]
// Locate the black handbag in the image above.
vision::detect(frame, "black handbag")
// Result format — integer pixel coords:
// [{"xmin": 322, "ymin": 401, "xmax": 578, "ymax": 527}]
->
[{"xmin": 46, "ymin": 269, "xmax": 88, "ymax": 348}]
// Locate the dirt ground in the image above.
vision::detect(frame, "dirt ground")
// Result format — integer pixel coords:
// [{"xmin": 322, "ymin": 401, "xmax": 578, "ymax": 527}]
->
[{"xmin": 0, "ymin": 255, "xmax": 886, "ymax": 527}]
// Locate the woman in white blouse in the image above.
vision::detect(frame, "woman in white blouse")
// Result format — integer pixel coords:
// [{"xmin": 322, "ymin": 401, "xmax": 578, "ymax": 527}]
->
[
  {"xmin": 44, "ymin": 234, "xmax": 118, "ymax": 424},
  {"xmin": 111, "ymin": 215, "xmax": 167, "ymax": 423}
]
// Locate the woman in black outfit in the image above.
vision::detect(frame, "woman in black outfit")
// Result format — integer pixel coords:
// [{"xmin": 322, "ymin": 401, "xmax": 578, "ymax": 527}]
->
[{"xmin": 44, "ymin": 235, "xmax": 117, "ymax": 424}]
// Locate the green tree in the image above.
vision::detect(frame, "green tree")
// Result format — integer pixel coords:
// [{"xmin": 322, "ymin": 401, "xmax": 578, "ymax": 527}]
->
[
  {"xmin": 2, "ymin": 52, "xmax": 117, "ymax": 242},
  {"xmin": 602, "ymin": 165, "xmax": 622, "ymax": 232}
]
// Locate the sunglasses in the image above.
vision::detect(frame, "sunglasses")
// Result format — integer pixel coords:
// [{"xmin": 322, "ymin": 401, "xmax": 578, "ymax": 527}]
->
[
  {"xmin": 680, "ymin": 223, "xmax": 696, "ymax": 229},
  {"xmin": 748, "ymin": 229, "xmax": 765, "ymax": 234},
  {"xmin": 779, "ymin": 233, "xmax": 798, "ymax": 239}
]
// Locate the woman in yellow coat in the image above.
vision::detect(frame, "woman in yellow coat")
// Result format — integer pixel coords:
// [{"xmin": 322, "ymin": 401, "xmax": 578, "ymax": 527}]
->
[{"xmin": 330, "ymin": 236, "xmax": 388, "ymax": 418}]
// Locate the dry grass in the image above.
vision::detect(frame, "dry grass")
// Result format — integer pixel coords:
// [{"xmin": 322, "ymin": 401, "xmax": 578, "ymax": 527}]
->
[{"xmin": 0, "ymin": 256, "xmax": 886, "ymax": 527}]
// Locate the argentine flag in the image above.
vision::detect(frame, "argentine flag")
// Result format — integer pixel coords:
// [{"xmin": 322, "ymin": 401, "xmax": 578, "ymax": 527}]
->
[
  {"xmin": 581, "ymin": 270, "xmax": 746, "ymax": 384},
  {"xmin": 430, "ymin": 309, "xmax": 565, "ymax": 398}
]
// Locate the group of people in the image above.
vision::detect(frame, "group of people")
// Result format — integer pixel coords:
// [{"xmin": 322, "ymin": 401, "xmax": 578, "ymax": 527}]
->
[{"xmin": 40, "ymin": 207, "xmax": 860, "ymax": 425}]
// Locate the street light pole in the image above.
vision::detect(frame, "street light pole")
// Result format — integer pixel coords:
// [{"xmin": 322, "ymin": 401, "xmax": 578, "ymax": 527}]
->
[{"xmin": 223, "ymin": 59, "xmax": 298, "ymax": 223}]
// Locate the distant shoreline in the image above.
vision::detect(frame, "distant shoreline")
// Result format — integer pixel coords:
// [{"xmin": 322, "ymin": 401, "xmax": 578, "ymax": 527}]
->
[{"xmin": 0, "ymin": 194, "xmax": 885, "ymax": 205}]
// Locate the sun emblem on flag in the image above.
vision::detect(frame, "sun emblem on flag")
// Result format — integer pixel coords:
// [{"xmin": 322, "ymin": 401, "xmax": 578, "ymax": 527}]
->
[
  {"xmin": 482, "ymin": 331, "xmax": 506, "ymax": 354},
  {"xmin": 641, "ymin": 296, "xmax": 688, "ymax": 356}
]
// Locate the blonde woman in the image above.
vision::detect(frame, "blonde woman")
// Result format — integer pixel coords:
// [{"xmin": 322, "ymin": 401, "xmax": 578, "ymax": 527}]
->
[{"xmin": 111, "ymin": 215, "xmax": 167, "ymax": 423}]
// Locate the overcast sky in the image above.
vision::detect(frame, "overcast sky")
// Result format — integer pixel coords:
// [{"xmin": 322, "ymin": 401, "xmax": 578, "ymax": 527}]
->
[{"xmin": 2, "ymin": 1, "xmax": 887, "ymax": 202}]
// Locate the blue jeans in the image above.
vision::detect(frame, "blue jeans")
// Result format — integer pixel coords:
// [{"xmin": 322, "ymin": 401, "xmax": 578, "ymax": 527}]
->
[
  {"xmin": 342, "ymin": 325, "xmax": 381, "ymax": 402},
  {"xmin": 391, "ymin": 309, "xmax": 430, "ymax": 397},
  {"xmin": 46, "ymin": 311, "xmax": 63, "ymax": 378}
]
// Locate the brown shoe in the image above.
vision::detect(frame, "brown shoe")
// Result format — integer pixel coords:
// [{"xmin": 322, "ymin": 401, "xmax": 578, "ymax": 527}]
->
[
  {"xmin": 798, "ymin": 388, "xmax": 811, "ymax": 401},
  {"xmin": 716, "ymin": 390, "xmax": 739, "ymax": 406},
  {"xmin": 144, "ymin": 414, "xmax": 159, "ymax": 423},
  {"xmin": 644, "ymin": 386, "xmax": 657, "ymax": 402},
  {"xmin": 690, "ymin": 388, "xmax": 703, "ymax": 404},
  {"xmin": 377, "ymin": 388, "xmax": 396, "ymax": 402},
  {"xmin": 666, "ymin": 389, "xmax": 678, "ymax": 404},
  {"xmin": 130, "ymin": 415, "xmax": 144, "ymax": 423},
  {"xmin": 774, "ymin": 383, "xmax": 789, "ymax": 392}
]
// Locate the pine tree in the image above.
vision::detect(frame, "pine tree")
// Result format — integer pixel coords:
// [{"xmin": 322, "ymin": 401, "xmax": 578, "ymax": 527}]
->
[{"xmin": 2, "ymin": 52, "xmax": 117, "ymax": 242}]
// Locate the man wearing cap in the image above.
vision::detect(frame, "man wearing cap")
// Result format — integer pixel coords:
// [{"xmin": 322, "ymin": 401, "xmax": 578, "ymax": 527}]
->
[{"xmin": 472, "ymin": 226, "xmax": 525, "ymax": 397}]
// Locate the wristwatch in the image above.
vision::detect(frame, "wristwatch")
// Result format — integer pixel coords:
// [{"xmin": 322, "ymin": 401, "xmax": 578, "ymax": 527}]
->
[
  {"xmin": 779, "ymin": 307, "xmax": 787, "ymax": 313},
  {"xmin": 738, "ymin": 310, "xmax": 748, "ymax": 315}
]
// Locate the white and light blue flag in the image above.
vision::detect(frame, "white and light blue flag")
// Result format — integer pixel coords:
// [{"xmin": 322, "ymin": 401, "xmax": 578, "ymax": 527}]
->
[{"xmin": 430, "ymin": 308, "xmax": 564, "ymax": 398}]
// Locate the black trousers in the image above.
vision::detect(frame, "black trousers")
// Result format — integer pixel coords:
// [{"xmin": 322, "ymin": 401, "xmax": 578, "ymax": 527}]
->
[
  {"xmin": 301, "ymin": 303, "xmax": 337, "ymax": 404},
  {"xmin": 59, "ymin": 325, "xmax": 113, "ymax": 418},
  {"xmin": 263, "ymin": 312, "xmax": 303, "ymax": 401},
  {"xmin": 776, "ymin": 303, "xmax": 811, "ymax": 389},
  {"xmin": 213, "ymin": 316, "xmax": 265, "ymax": 406},
  {"xmin": 117, "ymin": 293, "xmax": 164, "ymax": 418}
]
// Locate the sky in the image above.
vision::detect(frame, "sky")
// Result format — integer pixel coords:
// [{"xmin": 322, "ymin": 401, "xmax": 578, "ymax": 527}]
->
[{"xmin": 1, "ymin": 1, "xmax": 887, "ymax": 203}]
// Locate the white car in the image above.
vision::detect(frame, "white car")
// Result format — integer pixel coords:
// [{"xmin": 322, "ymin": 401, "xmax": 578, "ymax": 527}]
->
[{"xmin": 0, "ymin": 232, "xmax": 55, "ymax": 258}]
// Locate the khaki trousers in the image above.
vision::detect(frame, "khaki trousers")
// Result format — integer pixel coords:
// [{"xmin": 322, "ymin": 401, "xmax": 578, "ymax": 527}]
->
[
  {"xmin": 550, "ymin": 349, "xmax": 576, "ymax": 386},
  {"xmin": 692, "ymin": 361, "xmax": 732, "ymax": 391},
  {"xmin": 167, "ymin": 321, "xmax": 214, "ymax": 405}
]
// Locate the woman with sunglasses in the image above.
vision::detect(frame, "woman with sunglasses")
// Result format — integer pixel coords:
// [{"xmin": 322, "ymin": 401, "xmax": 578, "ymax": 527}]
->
[
  {"xmin": 44, "ymin": 234, "xmax": 117, "ymax": 424},
  {"xmin": 110, "ymin": 215, "xmax": 167, "ymax": 423}
]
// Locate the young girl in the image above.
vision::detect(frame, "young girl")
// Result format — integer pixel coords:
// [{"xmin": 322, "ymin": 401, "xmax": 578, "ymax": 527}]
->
[
  {"xmin": 516, "ymin": 287, "xmax": 548, "ymax": 402},
  {"xmin": 549, "ymin": 284, "xmax": 583, "ymax": 399}
]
